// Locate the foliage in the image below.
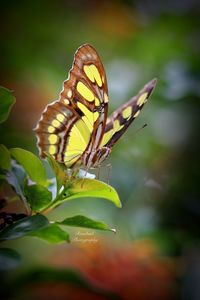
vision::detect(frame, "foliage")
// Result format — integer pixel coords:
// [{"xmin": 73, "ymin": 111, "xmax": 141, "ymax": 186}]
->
[
  {"xmin": 0, "ymin": 87, "xmax": 15, "ymax": 124},
  {"xmin": 0, "ymin": 86, "xmax": 121, "ymax": 270}
]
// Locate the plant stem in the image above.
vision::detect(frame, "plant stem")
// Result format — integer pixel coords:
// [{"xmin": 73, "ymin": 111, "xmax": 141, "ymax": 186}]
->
[{"xmin": 41, "ymin": 183, "xmax": 72, "ymax": 215}]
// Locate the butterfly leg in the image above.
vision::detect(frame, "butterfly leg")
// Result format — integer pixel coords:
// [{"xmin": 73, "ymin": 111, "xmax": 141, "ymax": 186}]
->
[
  {"xmin": 80, "ymin": 166, "xmax": 91, "ymax": 188},
  {"xmin": 97, "ymin": 165, "xmax": 101, "ymax": 180},
  {"xmin": 106, "ymin": 163, "xmax": 112, "ymax": 186},
  {"xmin": 71, "ymin": 166, "xmax": 82, "ymax": 180}
]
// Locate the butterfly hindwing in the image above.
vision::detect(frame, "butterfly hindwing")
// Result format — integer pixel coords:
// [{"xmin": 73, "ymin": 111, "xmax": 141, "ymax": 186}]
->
[
  {"xmin": 34, "ymin": 44, "xmax": 109, "ymax": 167},
  {"xmin": 101, "ymin": 79, "xmax": 157, "ymax": 149}
]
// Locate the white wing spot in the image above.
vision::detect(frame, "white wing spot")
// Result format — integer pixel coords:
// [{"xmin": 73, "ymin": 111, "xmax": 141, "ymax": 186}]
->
[
  {"xmin": 67, "ymin": 90, "xmax": 72, "ymax": 98},
  {"xmin": 64, "ymin": 98, "xmax": 70, "ymax": 105},
  {"xmin": 87, "ymin": 53, "xmax": 92, "ymax": 59},
  {"xmin": 104, "ymin": 92, "xmax": 109, "ymax": 103}
]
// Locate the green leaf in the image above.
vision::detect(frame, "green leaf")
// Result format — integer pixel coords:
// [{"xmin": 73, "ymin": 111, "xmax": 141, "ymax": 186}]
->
[
  {"xmin": 10, "ymin": 148, "xmax": 48, "ymax": 187},
  {"xmin": 0, "ymin": 86, "xmax": 16, "ymax": 124},
  {"xmin": 0, "ymin": 144, "xmax": 11, "ymax": 170},
  {"xmin": 0, "ymin": 214, "xmax": 49, "ymax": 241},
  {"xmin": 56, "ymin": 179, "xmax": 122, "ymax": 208},
  {"xmin": 24, "ymin": 183, "xmax": 52, "ymax": 212},
  {"xmin": 6, "ymin": 161, "xmax": 29, "ymax": 212},
  {"xmin": 31, "ymin": 223, "xmax": 70, "ymax": 243},
  {"xmin": 58, "ymin": 215, "xmax": 116, "ymax": 232},
  {"xmin": 0, "ymin": 248, "xmax": 21, "ymax": 271},
  {"xmin": 46, "ymin": 153, "xmax": 67, "ymax": 194}
]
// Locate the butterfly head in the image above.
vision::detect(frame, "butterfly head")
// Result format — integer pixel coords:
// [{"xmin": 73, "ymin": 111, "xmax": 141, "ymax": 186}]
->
[
  {"xmin": 91, "ymin": 147, "xmax": 111, "ymax": 168},
  {"xmin": 82, "ymin": 146, "xmax": 111, "ymax": 169}
]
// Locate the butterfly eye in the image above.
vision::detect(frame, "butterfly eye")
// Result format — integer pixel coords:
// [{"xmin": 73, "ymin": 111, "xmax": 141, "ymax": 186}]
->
[{"xmin": 92, "ymin": 147, "xmax": 111, "ymax": 167}]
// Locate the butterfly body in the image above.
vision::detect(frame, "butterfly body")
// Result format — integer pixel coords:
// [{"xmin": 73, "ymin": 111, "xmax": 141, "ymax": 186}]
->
[{"xmin": 34, "ymin": 44, "xmax": 156, "ymax": 170}]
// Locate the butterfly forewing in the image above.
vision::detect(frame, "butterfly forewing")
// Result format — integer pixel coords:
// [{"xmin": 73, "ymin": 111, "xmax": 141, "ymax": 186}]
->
[
  {"xmin": 101, "ymin": 79, "xmax": 157, "ymax": 149},
  {"xmin": 34, "ymin": 44, "xmax": 109, "ymax": 167}
]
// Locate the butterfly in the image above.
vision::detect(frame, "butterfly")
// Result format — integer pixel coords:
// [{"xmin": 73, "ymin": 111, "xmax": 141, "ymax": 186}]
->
[{"xmin": 34, "ymin": 44, "xmax": 157, "ymax": 171}]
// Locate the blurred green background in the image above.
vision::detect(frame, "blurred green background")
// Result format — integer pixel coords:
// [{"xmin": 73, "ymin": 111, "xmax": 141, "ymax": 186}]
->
[{"xmin": 1, "ymin": 0, "xmax": 200, "ymax": 299}]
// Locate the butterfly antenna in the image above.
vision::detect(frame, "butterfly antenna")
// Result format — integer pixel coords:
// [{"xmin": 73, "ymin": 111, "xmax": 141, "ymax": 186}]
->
[{"xmin": 132, "ymin": 123, "xmax": 147, "ymax": 138}]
